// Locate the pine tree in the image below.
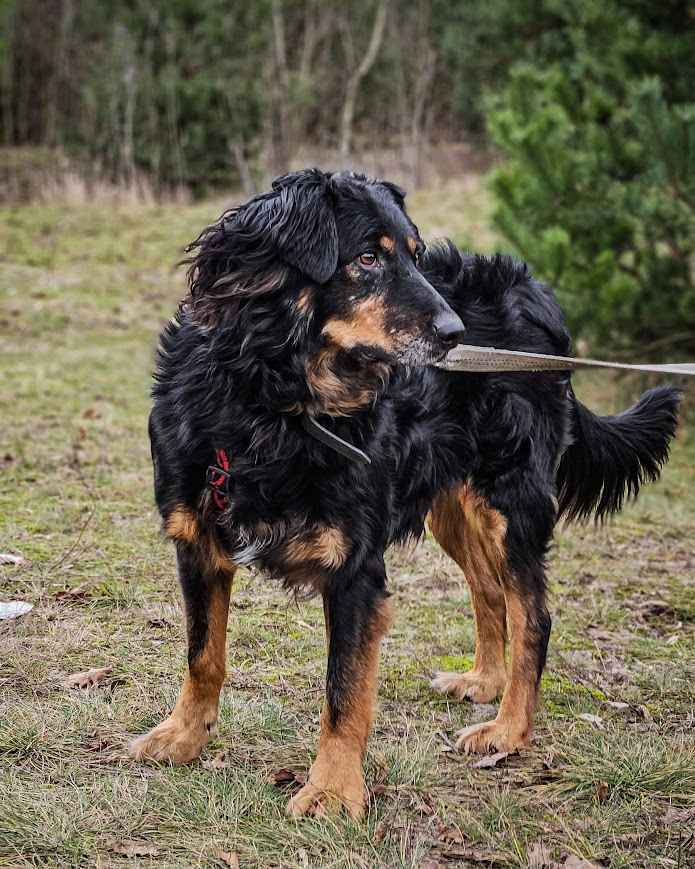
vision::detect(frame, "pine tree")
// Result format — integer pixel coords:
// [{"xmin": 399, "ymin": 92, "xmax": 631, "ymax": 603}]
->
[{"xmin": 488, "ymin": 0, "xmax": 695, "ymax": 356}]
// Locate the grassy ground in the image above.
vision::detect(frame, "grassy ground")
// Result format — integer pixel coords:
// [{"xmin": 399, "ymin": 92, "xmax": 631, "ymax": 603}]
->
[{"xmin": 1, "ymin": 178, "xmax": 693, "ymax": 868}]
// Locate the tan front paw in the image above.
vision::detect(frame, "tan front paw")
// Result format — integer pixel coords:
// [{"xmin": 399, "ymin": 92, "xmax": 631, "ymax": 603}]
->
[
  {"xmin": 285, "ymin": 755, "xmax": 366, "ymax": 820},
  {"xmin": 128, "ymin": 713, "xmax": 213, "ymax": 764},
  {"xmin": 431, "ymin": 668, "xmax": 507, "ymax": 704},
  {"xmin": 455, "ymin": 718, "xmax": 530, "ymax": 754}
]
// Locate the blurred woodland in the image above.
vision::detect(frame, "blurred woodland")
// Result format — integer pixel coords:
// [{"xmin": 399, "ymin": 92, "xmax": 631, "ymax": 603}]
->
[{"xmin": 1, "ymin": 0, "xmax": 694, "ymax": 353}]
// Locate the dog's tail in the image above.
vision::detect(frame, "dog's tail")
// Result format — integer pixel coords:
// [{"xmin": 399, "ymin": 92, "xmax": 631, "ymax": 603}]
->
[{"xmin": 556, "ymin": 385, "xmax": 681, "ymax": 522}]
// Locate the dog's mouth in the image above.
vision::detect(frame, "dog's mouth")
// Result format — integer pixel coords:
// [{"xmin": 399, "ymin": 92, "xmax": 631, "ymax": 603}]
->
[{"xmin": 394, "ymin": 336, "xmax": 452, "ymax": 367}]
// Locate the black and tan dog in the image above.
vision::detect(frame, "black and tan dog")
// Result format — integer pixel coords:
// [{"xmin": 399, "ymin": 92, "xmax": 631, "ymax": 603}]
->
[{"xmin": 129, "ymin": 169, "xmax": 680, "ymax": 818}]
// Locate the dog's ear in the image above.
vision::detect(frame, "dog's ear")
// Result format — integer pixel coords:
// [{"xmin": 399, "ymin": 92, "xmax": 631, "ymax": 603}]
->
[
  {"xmin": 380, "ymin": 180, "xmax": 407, "ymax": 210},
  {"xmin": 238, "ymin": 169, "xmax": 338, "ymax": 283}
]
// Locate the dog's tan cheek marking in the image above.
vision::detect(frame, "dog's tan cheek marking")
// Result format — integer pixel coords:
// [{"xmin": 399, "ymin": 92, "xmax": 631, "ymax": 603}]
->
[
  {"xmin": 285, "ymin": 526, "xmax": 351, "ymax": 570},
  {"xmin": 305, "ymin": 348, "xmax": 387, "ymax": 416},
  {"xmin": 322, "ymin": 296, "xmax": 395, "ymax": 351},
  {"xmin": 379, "ymin": 235, "xmax": 395, "ymax": 254},
  {"xmin": 407, "ymin": 236, "xmax": 418, "ymax": 255}
]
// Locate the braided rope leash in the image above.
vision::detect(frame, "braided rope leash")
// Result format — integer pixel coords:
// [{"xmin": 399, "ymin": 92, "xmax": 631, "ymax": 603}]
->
[{"xmin": 436, "ymin": 345, "xmax": 695, "ymax": 377}]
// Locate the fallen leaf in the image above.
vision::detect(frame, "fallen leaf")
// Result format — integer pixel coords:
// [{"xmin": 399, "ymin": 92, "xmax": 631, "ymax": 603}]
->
[
  {"xmin": 369, "ymin": 783, "xmax": 387, "ymax": 798},
  {"xmin": 431, "ymin": 844, "xmax": 505, "ymax": 863},
  {"xmin": 63, "ymin": 666, "xmax": 113, "ymax": 689},
  {"xmin": 527, "ymin": 841, "xmax": 557, "ymax": 868},
  {"xmin": 84, "ymin": 732, "xmax": 109, "ymax": 752},
  {"xmin": 603, "ymin": 701, "xmax": 629, "ymax": 711},
  {"xmin": 269, "ymin": 768, "xmax": 305, "ymax": 789},
  {"xmin": 108, "ymin": 839, "xmax": 159, "ymax": 857},
  {"xmin": 146, "ymin": 617, "xmax": 172, "ymax": 628},
  {"xmin": 0, "ymin": 553, "xmax": 26, "ymax": 565},
  {"xmin": 594, "ymin": 781, "xmax": 609, "ymax": 803},
  {"xmin": 577, "ymin": 713, "xmax": 604, "ymax": 729},
  {"xmin": 636, "ymin": 599, "xmax": 673, "ymax": 618},
  {"xmin": 471, "ymin": 751, "xmax": 509, "ymax": 769},
  {"xmin": 0, "ymin": 601, "xmax": 33, "ymax": 619},
  {"xmin": 664, "ymin": 806, "xmax": 695, "ymax": 825},
  {"xmin": 437, "ymin": 824, "xmax": 464, "ymax": 845},
  {"xmin": 203, "ymin": 751, "xmax": 233, "ymax": 770},
  {"xmin": 54, "ymin": 584, "xmax": 92, "ymax": 602},
  {"xmin": 214, "ymin": 851, "xmax": 240, "ymax": 868},
  {"xmin": 373, "ymin": 820, "xmax": 389, "ymax": 845},
  {"xmin": 637, "ymin": 704, "xmax": 654, "ymax": 724},
  {"xmin": 562, "ymin": 856, "xmax": 604, "ymax": 869}
]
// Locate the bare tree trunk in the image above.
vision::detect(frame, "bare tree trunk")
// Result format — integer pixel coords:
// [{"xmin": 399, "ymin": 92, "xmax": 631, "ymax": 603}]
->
[
  {"xmin": 1, "ymin": 0, "xmax": 17, "ymax": 145},
  {"xmin": 410, "ymin": 46, "xmax": 436, "ymax": 186},
  {"xmin": 271, "ymin": 0, "xmax": 291, "ymax": 174},
  {"xmin": 339, "ymin": 0, "xmax": 389, "ymax": 160},
  {"xmin": 230, "ymin": 140, "xmax": 255, "ymax": 195}
]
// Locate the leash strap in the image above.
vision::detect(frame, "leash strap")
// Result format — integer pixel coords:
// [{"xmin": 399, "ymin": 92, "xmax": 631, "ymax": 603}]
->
[
  {"xmin": 302, "ymin": 415, "xmax": 372, "ymax": 465},
  {"xmin": 436, "ymin": 345, "xmax": 695, "ymax": 376}
]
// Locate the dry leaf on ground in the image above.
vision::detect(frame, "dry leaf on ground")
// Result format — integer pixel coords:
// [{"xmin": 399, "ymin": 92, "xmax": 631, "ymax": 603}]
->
[
  {"xmin": 54, "ymin": 584, "xmax": 93, "ymax": 602},
  {"xmin": 107, "ymin": 839, "xmax": 159, "ymax": 857},
  {"xmin": 471, "ymin": 751, "xmax": 510, "ymax": 769},
  {"xmin": 594, "ymin": 781, "xmax": 609, "ymax": 803},
  {"xmin": 563, "ymin": 856, "xmax": 605, "ymax": 869},
  {"xmin": 203, "ymin": 751, "xmax": 233, "ymax": 770},
  {"xmin": 527, "ymin": 841, "xmax": 558, "ymax": 868},
  {"xmin": 0, "ymin": 553, "xmax": 26, "ymax": 565},
  {"xmin": 577, "ymin": 713, "xmax": 604, "ymax": 729},
  {"xmin": 269, "ymin": 768, "xmax": 306, "ymax": 789},
  {"xmin": 436, "ymin": 824, "xmax": 465, "ymax": 845},
  {"xmin": 664, "ymin": 806, "xmax": 695, "ymax": 825},
  {"xmin": 63, "ymin": 666, "xmax": 113, "ymax": 689},
  {"xmin": 214, "ymin": 851, "xmax": 240, "ymax": 868}
]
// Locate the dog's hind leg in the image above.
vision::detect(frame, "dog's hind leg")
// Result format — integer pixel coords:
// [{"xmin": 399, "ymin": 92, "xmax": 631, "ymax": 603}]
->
[
  {"xmin": 129, "ymin": 523, "xmax": 234, "ymax": 764},
  {"xmin": 451, "ymin": 472, "xmax": 554, "ymax": 755},
  {"xmin": 287, "ymin": 556, "xmax": 392, "ymax": 820},
  {"xmin": 428, "ymin": 484, "xmax": 508, "ymax": 704}
]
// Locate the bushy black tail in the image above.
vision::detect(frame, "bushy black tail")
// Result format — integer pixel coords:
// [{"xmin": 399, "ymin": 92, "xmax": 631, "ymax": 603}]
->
[{"xmin": 557, "ymin": 386, "xmax": 681, "ymax": 522}]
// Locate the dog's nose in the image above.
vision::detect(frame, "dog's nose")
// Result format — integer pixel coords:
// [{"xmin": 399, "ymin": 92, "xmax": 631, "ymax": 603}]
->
[{"xmin": 433, "ymin": 312, "xmax": 466, "ymax": 347}]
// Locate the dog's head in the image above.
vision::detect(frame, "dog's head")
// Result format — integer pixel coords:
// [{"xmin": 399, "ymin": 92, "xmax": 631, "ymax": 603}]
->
[{"xmin": 185, "ymin": 169, "xmax": 465, "ymax": 413}]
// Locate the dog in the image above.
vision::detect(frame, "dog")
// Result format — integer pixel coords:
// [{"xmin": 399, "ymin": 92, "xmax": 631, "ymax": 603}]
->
[{"xmin": 129, "ymin": 169, "xmax": 680, "ymax": 819}]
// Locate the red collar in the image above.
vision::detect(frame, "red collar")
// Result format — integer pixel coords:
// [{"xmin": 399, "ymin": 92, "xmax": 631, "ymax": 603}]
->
[{"xmin": 206, "ymin": 448, "xmax": 232, "ymax": 510}]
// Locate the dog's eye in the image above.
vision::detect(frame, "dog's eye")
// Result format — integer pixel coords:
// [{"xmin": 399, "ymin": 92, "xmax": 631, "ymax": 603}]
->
[{"xmin": 358, "ymin": 252, "xmax": 378, "ymax": 267}]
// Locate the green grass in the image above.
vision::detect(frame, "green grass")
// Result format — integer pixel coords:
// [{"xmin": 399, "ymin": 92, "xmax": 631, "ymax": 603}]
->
[{"xmin": 1, "ymin": 179, "xmax": 693, "ymax": 868}]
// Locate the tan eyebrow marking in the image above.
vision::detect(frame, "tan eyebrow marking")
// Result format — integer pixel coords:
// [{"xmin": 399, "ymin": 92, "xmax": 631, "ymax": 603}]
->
[
  {"xmin": 379, "ymin": 236, "xmax": 395, "ymax": 254},
  {"xmin": 407, "ymin": 236, "xmax": 418, "ymax": 255}
]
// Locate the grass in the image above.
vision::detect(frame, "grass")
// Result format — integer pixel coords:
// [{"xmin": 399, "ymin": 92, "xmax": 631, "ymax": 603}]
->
[{"xmin": 1, "ymin": 176, "xmax": 693, "ymax": 868}]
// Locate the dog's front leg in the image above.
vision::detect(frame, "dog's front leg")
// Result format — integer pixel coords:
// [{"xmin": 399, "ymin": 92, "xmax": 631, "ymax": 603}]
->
[
  {"xmin": 287, "ymin": 556, "xmax": 392, "ymax": 820},
  {"xmin": 129, "ymin": 537, "xmax": 234, "ymax": 763}
]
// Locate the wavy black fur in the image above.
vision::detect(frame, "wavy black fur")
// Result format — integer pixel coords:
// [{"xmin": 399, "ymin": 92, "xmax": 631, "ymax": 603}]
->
[
  {"xmin": 557, "ymin": 386, "xmax": 681, "ymax": 522},
  {"xmin": 143, "ymin": 169, "xmax": 682, "ymax": 771}
]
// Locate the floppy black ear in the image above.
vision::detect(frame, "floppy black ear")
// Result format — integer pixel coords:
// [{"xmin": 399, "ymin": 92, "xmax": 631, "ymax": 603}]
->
[{"xmin": 237, "ymin": 169, "xmax": 339, "ymax": 284}]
